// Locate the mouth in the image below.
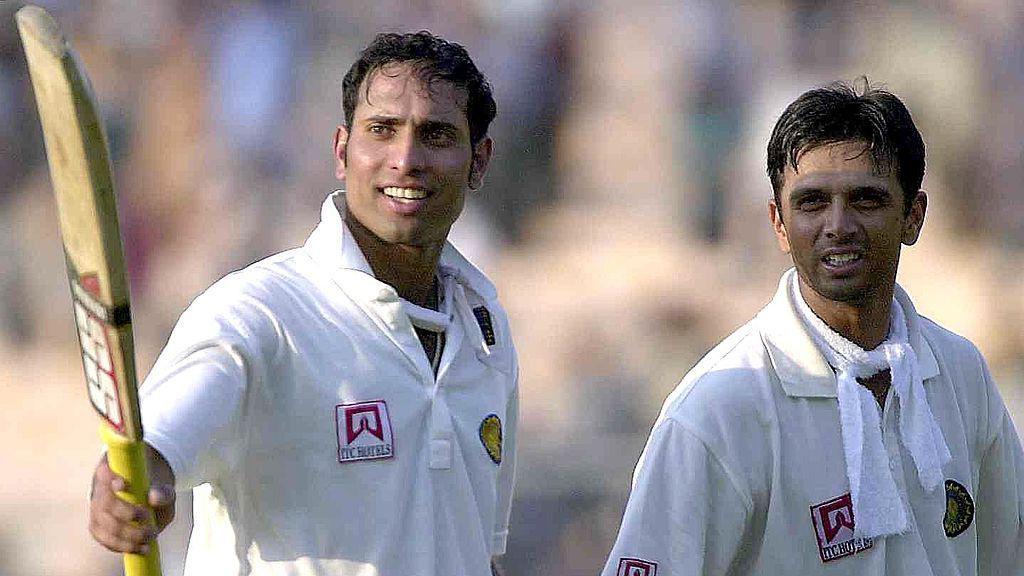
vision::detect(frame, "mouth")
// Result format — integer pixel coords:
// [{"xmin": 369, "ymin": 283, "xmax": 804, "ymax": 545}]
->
[
  {"xmin": 820, "ymin": 250, "xmax": 864, "ymax": 271},
  {"xmin": 381, "ymin": 186, "xmax": 431, "ymax": 203}
]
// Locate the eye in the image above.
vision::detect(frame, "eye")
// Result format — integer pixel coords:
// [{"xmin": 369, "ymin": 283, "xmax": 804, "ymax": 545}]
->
[
  {"xmin": 796, "ymin": 194, "xmax": 827, "ymax": 211},
  {"xmin": 368, "ymin": 123, "xmax": 394, "ymax": 136},
  {"xmin": 422, "ymin": 127, "xmax": 457, "ymax": 147},
  {"xmin": 852, "ymin": 190, "xmax": 888, "ymax": 209}
]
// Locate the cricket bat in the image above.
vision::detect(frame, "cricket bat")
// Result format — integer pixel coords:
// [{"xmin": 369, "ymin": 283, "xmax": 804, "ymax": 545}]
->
[{"xmin": 15, "ymin": 5, "xmax": 162, "ymax": 576}]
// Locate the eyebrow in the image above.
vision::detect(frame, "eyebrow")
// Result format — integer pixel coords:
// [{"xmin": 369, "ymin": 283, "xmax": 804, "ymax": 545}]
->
[
  {"xmin": 849, "ymin": 185, "xmax": 892, "ymax": 197},
  {"xmin": 362, "ymin": 115, "xmax": 402, "ymax": 126},
  {"xmin": 419, "ymin": 119, "xmax": 459, "ymax": 134},
  {"xmin": 361, "ymin": 115, "xmax": 460, "ymax": 131},
  {"xmin": 788, "ymin": 186, "xmax": 825, "ymax": 201},
  {"xmin": 788, "ymin": 183, "xmax": 893, "ymax": 201}
]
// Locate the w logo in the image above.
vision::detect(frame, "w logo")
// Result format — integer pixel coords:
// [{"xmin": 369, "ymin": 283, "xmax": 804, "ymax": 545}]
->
[
  {"xmin": 816, "ymin": 493, "xmax": 856, "ymax": 543},
  {"xmin": 336, "ymin": 400, "xmax": 394, "ymax": 463},
  {"xmin": 345, "ymin": 404, "xmax": 384, "ymax": 443},
  {"xmin": 810, "ymin": 492, "xmax": 873, "ymax": 562},
  {"xmin": 617, "ymin": 558, "xmax": 657, "ymax": 576}
]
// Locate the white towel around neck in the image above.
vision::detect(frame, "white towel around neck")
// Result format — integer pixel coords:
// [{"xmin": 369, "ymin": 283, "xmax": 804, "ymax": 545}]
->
[{"xmin": 790, "ymin": 274, "xmax": 951, "ymax": 539}]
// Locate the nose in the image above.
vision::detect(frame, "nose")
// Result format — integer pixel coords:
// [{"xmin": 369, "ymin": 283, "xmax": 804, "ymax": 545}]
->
[
  {"xmin": 823, "ymin": 201, "xmax": 857, "ymax": 240},
  {"xmin": 388, "ymin": 131, "xmax": 426, "ymax": 174}
]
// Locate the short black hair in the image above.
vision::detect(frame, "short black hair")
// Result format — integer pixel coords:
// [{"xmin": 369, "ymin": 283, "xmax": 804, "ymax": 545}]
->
[
  {"xmin": 342, "ymin": 31, "xmax": 496, "ymax": 145},
  {"xmin": 767, "ymin": 79, "xmax": 925, "ymax": 214}
]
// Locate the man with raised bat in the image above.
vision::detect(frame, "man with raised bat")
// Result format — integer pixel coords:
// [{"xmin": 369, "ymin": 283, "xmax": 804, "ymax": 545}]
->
[
  {"xmin": 88, "ymin": 31, "xmax": 519, "ymax": 576},
  {"xmin": 602, "ymin": 81, "xmax": 1023, "ymax": 576}
]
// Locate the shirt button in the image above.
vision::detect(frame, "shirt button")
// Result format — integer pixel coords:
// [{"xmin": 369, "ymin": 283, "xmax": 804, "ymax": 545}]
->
[{"xmin": 429, "ymin": 439, "xmax": 452, "ymax": 470}]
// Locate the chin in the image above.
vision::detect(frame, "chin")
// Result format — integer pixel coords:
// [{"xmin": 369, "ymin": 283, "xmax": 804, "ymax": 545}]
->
[
  {"xmin": 381, "ymin": 228, "xmax": 437, "ymax": 247},
  {"xmin": 812, "ymin": 278, "xmax": 882, "ymax": 306},
  {"xmin": 818, "ymin": 287, "xmax": 869, "ymax": 304}
]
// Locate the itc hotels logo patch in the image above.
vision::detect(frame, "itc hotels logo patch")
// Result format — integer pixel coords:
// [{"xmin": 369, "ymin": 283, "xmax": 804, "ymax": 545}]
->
[
  {"xmin": 336, "ymin": 400, "xmax": 394, "ymax": 463},
  {"xmin": 616, "ymin": 558, "xmax": 657, "ymax": 576},
  {"xmin": 810, "ymin": 492, "xmax": 873, "ymax": 563}
]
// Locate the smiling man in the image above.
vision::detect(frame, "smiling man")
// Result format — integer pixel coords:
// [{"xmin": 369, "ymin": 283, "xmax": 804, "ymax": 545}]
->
[
  {"xmin": 88, "ymin": 32, "xmax": 518, "ymax": 576},
  {"xmin": 602, "ymin": 82, "xmax": 1023, "ymax": 576}
]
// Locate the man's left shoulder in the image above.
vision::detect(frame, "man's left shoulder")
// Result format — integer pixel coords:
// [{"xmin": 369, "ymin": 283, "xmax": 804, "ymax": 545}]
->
[{"xmin": 919, "ymin": 315, "xmax": 986, "ymax": 369}]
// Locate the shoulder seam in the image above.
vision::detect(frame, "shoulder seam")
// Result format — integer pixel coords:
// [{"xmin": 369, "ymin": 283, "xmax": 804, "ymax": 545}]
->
[
  {"xmin": 670, "ymin": 322, "xmax": 760, "ymax": 407},
  {"xmin": 661, "ymin": 416, "xmax": 755, "ymax": 513}
]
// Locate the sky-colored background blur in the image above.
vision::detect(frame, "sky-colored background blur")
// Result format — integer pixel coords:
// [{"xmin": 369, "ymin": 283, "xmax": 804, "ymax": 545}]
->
[{"xmin": 1, "ymin": 1, "xmax": 1022, "ymax": 574}]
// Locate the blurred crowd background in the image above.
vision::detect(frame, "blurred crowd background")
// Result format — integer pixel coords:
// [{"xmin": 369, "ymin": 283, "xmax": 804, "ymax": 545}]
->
[{"xmin": 1, "ymin": 1, "xmax": 1022, "ymax": 574}]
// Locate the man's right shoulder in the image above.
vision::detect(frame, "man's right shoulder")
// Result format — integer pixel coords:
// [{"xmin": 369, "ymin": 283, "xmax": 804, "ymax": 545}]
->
[
  {"xmin": 191, "ymin": 248, "xmax": 314, "ymax": 311},
  {"xmin": 165, "ymin": 247, "xmax": 321, "ymax": 348},
  {"xmin": 157, "ymin": 249, "xmax": 317, "ymax": 365},
  {"xmin": 645, "ymin": 318, "xmax": 776, "ymax": 495},
  {"xmin": 659, "ymin": 318, "xmax": 774, "ymax": 427}
]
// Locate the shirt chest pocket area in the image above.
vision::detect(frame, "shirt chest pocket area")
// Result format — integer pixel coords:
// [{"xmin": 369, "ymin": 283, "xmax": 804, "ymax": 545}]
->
[
  {"xmin": 447, "ymin": 388, "xmax": 510, "ymax": 477},
  {"xmin": 436, "ymin": 346, "xmax": 512, "ymax": 471}
]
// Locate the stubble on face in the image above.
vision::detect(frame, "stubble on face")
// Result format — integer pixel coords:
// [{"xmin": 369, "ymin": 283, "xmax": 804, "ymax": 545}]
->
[
  {"xmin": 769, "ymin": 141, "xmax": 925, "ymax": 345},
  {"xmin": 337, "ymin": 63, "xmax": 476, "ymax": 251}
]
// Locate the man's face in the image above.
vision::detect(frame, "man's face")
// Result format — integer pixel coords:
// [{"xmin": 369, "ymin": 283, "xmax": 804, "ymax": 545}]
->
[
  {"xmin": 334, "ymin": 63, "xmax": 491, "ymax": 248},
  {"xmin": 769, "ymin": 141, "xmax": 926, "ymax": 307}
]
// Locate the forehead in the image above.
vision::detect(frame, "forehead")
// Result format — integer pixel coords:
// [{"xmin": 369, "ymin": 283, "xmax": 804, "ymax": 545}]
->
[
  {"xmin": 355, "ymin": 62, "xmax": 469, "ymax": 123},
  {"xmin": 783, "ymin": 141, "xmax": 895, "ymax": 192}
]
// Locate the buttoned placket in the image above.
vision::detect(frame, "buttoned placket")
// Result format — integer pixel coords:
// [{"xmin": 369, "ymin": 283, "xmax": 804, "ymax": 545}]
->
[
  {"xmin": 880, "ymin": 386, "xmax": 940, "ymax": 575},
  {"xmin": 389, "ymin": 271, "xmax": 482, "ymax": 471},
  {"xmin": 426, "ymin": 272, "xmax": 465, "ymax": 471},
  {"xmin": 424, "ymin": 269, "xmax": 499, "ymax": 471},
  {"xmin": 881, "ymin": 387, "xmax": 910, "ymax": 510},
  {"xmin": 853, "ymin": 385, "xmax": 901, "ymax": 564}
]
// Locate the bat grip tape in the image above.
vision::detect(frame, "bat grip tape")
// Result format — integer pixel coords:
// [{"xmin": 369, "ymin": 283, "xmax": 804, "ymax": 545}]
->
[{"xmin": 100, "ymin": 424, "xmax": 163, "ymax": 576}]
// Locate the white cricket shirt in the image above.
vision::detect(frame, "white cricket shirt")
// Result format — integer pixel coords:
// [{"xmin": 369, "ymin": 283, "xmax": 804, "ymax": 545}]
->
[
  {"xmin": 603, "ymin": 269, "xmax": 1024, "ymax": 576},
  {"xmin": 141, "ymin": 192, "xmax": 519, "ymax": 576}
]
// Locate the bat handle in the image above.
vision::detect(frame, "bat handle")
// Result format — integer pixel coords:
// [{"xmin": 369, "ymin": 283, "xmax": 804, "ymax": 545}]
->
[{"xmin": 100, "ymin": 424, "xmax": 163, "ymax": 576}]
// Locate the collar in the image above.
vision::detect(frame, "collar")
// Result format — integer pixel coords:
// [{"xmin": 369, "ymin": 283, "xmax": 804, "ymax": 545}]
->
[
  {"xmin": 302, "ymin": 191, "xmax": 498, "ymax": 302},
  {"xmin": 758, "ymin": 268, "xmax": 940, "ymax": 398}
]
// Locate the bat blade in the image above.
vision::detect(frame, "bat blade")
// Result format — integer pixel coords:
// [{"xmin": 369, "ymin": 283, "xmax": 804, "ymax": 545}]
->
[{"xmin": 16, "ymin": 5, "xmax": 162, "ymax": 575}]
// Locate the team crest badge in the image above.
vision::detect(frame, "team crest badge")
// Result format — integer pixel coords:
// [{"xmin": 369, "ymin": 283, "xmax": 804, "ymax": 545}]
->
[
  {"xmin": 479, "ymin": 414, "xmax": 502, "ymax": 464},
  {"xmin": 943, "ymin": 479, "xmax": 974, "ymax": 538},
  {"xmin": 616, "ymin": 557, "xmax": 657, "ymax": 576},
  {"xmin": 336, "ymin": 400, "xmax": 394, "ymax": 463},
  {"xmin": 809, "ymin": 493, "xmax": 873, "ymax": 563}
]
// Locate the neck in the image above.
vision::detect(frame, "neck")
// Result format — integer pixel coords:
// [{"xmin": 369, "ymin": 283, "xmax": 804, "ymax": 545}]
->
[
  {"xmin": 798, "ymin": 276, "xmax": 893, "ymax": 350},
  {"xmin": 344, "ymin": 212, "xmax": 442, "ymax": 307}
]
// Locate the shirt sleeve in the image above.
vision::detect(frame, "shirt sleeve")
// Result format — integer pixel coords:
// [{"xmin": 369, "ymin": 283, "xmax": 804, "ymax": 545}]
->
[
  {"xmin": 491, "ymin": 363, "xmax": 519, "ymax": 556},
  {"xmin": 140, "ymin": 283, "xmax": 280, "ymax": 490},
  {"xmin": 601, "ymin": 418, "xmax": 753, "ymax": 576},
  {"xmin": 141, "ymin": 343, "xmax": 248, "ymax": 490},
  {"xmin": 976, "ymin": 361, "xmax": 1024, "ymax": 575}
]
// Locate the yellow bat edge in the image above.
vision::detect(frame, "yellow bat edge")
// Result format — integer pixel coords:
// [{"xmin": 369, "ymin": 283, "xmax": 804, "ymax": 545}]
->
[{"xmin": 16, "ymin": 5, "xmax": 162, "ymax": 575}]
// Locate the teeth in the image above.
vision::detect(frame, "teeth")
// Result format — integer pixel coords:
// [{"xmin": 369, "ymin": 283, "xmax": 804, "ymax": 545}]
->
[
  {"xmin": 383, "ymin": 187, "xmax": 428, "ymax": 200},
  {"xmin": 825, "ymin": 253, "xmax": 860, "ymax": 265}
]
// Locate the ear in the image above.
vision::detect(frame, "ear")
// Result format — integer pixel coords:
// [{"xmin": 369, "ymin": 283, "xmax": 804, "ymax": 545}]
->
[
  {"xmin": 333, "ymin": 125, "xmax": 349, "ymax": 181},
  {"xmin": 768, "ymin": 198, "xmax": 791, "ymax": 253},
  {"xmin": 468, "ymin": 137, "xmax": 493, "ymax": 190},
  {"xmin": 902, "ymin": 190, "xmax": 927, "ymax": 245}
]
